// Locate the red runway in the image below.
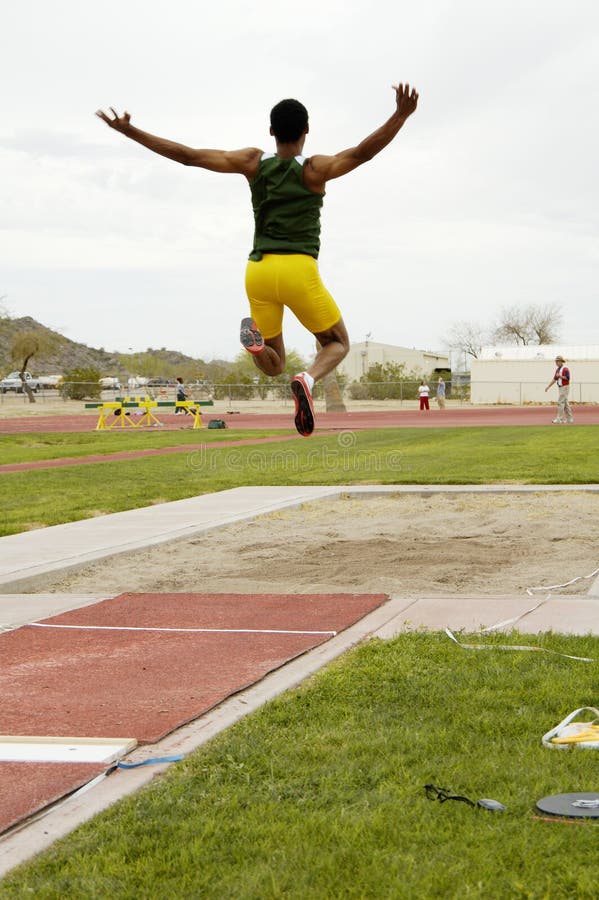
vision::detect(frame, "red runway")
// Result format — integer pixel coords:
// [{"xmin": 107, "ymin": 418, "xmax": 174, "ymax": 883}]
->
[
  {"xmin": 220, "ymin": 405, "xmax": 598, "ymax": 430},
  {"xmin": 1, "ymin": 405, "xmax": 598, "ymax": 436},
  {"xmin": 0, "ymin": 591, "xmax": 387, "ymax": 834}
]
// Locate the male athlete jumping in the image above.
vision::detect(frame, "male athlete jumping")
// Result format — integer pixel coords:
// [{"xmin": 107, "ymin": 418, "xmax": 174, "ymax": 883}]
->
[{"xmin": 96, "ymin": 84, "xmax": 418, "ymax": 435}]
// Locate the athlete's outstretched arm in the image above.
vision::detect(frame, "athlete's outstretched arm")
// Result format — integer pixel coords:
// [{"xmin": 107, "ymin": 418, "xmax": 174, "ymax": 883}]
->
[
  {"xmin": 95, "ymin": 108, "xmax": 261, "ymax": 177},
  {"xmin": 304, "ymin": 84, "xmax": 418, "ymax": 191}
]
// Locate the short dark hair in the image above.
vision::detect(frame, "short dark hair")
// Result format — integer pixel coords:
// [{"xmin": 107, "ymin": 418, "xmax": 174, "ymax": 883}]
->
[{"xmin": 270, "ymin": 99, "xmax": 308, "ymax": 143}]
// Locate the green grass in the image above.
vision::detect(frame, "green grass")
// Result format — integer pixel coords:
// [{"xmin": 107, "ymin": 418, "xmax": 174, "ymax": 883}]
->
[
  {"xmin": 1, "ymin": 426, "xmax": 598, "ymax": 536},
  {"xmin": 2, "ymin": 632, "xmax": 598, "ymax": 899},
  {"xmin": 0, "ymin": 428, "xmax": 286, "ymax": 465},
  {"xmin": 1, "ymin": 422, "xmax": 598, "ymax": 896}
]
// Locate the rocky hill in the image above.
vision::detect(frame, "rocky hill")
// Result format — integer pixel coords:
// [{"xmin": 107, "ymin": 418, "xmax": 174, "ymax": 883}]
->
[{"xmin": 0, "ymin": 315, "xmax": 231, "ymax": 381}]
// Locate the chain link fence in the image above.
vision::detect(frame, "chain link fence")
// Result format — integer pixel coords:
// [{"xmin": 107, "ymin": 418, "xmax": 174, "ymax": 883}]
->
[{"xmin": 2, "ymin": 380, "xmax": 597, "ymax": 406}]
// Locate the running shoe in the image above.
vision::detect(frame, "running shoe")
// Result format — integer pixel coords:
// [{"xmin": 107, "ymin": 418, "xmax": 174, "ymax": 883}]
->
[
  {"xmin": 291, "ymin": 373, "xmax": 315, "ymax": 437},
  {"xmin": 240, "ymin": 317, "xmax": 264, "ymax": 354}
]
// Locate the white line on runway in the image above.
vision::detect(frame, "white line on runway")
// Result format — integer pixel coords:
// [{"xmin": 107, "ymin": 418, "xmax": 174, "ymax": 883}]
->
[{"xmin": 29, "ymin": 623, "xmax": 337, "ymax": 636}]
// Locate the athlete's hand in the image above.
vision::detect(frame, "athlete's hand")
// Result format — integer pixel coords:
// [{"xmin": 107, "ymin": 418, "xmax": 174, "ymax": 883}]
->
[
  {"xmin": 392, "ymin": 84, "xmax": 419, "ymax": 120},
  {"xmin": 95, "ymin": 108, "xmax": 132, "ymax": 132}
]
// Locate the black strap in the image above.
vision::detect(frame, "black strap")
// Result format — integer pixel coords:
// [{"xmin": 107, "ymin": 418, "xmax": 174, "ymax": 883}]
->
[{"xmin": 424, "ymin": 784, "xmax": 476, "ymax": 807}]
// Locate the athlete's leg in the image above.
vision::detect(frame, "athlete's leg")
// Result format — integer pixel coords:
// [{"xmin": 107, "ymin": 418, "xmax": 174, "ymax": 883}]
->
[
  {"xmin": 288, "ymin": 265, "xmax": 348, "ymax": 436},
  {"xmin": 251, "ymin": 332, "xmax": 286, "ymax": 376},
  {"xmin": 244, "ymin": 259, "xmax": 287, "ymax": 375},
  {"xmin": 309, "ymin": 318, "xmax": 350, "ymax": 382},
  {"xmin": 269, "ymin": 256, "xmax": 348, "ymax": 382},
  {"xmin": 289, "ymin": 319, "xmax": 349, "ymax": 438},
  {"xmin": 245, "ymin": 255, "xmax": 348, "ymax": 436}
]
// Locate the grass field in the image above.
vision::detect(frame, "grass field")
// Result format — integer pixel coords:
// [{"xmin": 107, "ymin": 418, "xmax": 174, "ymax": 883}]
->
[
  {"xmin": 1, "ymin": 633, "xmax": 598, "ymax": 898},
  {"xmin": 1, "ymin": 425, "xmax": 598, "ymax": 536},
  {"xmin": 0, "ymin": 428, "xmax": 282, "ymax": 465},
  {"xmin": 1, "ymin": 423, "xmax": 598, "ymax": 897}
]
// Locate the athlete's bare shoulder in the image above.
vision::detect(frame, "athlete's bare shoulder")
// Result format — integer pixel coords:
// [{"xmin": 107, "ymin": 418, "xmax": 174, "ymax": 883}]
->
[{"xmin": 302, "ymin": 155, "xmax": 328, "ymax": 194}]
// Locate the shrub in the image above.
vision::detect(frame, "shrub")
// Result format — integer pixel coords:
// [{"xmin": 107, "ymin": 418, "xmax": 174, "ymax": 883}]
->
[{"xmin": 61, "ymin": 367, "xmax": 102, "ymax": 400}]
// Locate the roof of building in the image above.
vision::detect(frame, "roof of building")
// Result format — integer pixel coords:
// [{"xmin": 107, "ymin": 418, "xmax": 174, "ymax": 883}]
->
[
  {"xmin": 478, "ymin": 345, "xmax": 599, "ymax": 362},
  {"xmin": 350, "ymin": 341, "xmax": 448, "ymax": 358}
]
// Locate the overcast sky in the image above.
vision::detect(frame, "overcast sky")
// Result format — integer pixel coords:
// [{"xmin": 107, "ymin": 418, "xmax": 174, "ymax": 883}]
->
[{"xmin": 2, "ymin": 0, "xmax": 598, "ymax": 367}]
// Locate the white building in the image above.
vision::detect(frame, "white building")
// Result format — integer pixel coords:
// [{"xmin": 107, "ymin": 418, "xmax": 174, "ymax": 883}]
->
[
  {"xmin": 470, "ymin": 345, "xmax": 599, "ymax": 404},
  {"xmin": 339, "ymin": 341, "xmax": 449, "ymax": 382}
]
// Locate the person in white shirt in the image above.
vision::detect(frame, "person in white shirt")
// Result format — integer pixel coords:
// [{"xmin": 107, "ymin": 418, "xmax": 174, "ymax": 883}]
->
[{"xmin": 418, "ymin": 380, "xmax": 430, "ymax": 411}]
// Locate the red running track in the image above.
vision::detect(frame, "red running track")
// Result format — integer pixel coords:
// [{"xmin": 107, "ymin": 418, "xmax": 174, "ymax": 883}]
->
[
  {"xmin": 0, "ymin": 591, "xmax": 387, "ymax": 834},
  {"xmin": 1, "ymin": 405, "xmax": 598, "ymax": 435}
]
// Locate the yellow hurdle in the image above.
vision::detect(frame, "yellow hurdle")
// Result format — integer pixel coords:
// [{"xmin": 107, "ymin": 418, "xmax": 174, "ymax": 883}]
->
[
  {"xmin": 127, "ymin": 400, "xmax": 162, "ymax": 427},
  {"xmin": 94, "ymin": 402, "xmax": 134, "ymax": 430},
  {"xmin": 175, "ymin": 400, "xmax": 204, "ymax": 428},
  {"xmin": 91, "ymin": 397, "xmax": 205, "ymax": 429}
]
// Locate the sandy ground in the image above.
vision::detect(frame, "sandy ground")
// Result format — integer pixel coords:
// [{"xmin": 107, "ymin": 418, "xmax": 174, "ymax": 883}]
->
[{"xmin": 43, "ymin": 492, "xmax": 599, "ymax": 597}]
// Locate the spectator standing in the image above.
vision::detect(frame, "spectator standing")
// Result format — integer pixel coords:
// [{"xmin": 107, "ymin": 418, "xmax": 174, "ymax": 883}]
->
[
  {"xmin": 436, "ymin": 377, "xmax": 446, "ymax": 410},
  {"xmin": 545, "ymin": 355, "xmax": 573, "ymax": 424},
  {"xmin": 175, "ymin": 377, "xmax": 190, "ymax": 415},
  {"xmin": 418, "ymin": 380, "xmax": 430, "ymax": 411}
]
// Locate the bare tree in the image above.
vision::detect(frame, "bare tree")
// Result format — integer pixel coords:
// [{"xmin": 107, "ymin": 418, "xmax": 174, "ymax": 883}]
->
[
  {"xmin": 492, "ymin": 305, "xmax": 530, "ymax": 345},
  {"xmin": 445, "ymin": 321, "xmax": 487, "ymax": 359},
  {"xmin": 528, "ymin": 302, "xmax": 563, "ymax": 344},
  {"xmin": 10, "ymin": 331, "xmax": 52, "ymax": 403},
  {"xmin": 492, "ymin": 303, "xmax": 562, "ymax": 345}
]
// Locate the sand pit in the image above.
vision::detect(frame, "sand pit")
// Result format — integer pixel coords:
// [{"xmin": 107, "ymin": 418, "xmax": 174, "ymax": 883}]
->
[{"xmin": 41, "ymin": 492, "xmax": 599, "ymax": 597}]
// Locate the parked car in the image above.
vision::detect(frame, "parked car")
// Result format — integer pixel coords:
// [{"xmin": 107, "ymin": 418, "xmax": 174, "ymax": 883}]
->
[
  {"xmin": 146, "ymin": 377, "xmax": 176, "ymax": 387},
  {"xmin": 99, "ymin": 376, "xmax": 122, "ymax": 390},
  {"xmin": 38, "ymin": 374, "xmax": 63, "ymax": 389},
  {"xmin": 0, "ymin": 371, "xmax": 40, "ymax": 393}
]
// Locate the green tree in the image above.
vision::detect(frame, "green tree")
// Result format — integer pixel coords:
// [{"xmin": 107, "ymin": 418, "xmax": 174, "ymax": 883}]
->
[
  {"xmin": 357, "ymin": 361, "xmax": 408, "ymax": 400},
  {"xmin": 222, "ymin": 348, "xmax": 310, "ymax": 400},
  {"xmin": 61, "ymin": 367, "xmax": 102, "ymax": 401},
  {"xmin": 232, "ymin": 348, "xmax": 308, "ymax": 381},
  {"xmin": 213, "ymin": 371, "xmax": 255, "ymax": 401},
  {"xmin": 348, "ymin": 361, "xmax": 435, "ymax": 401}
]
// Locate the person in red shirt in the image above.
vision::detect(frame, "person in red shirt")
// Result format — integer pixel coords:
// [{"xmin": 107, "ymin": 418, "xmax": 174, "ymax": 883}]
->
[{"xmin": 545, "ymin": 354, "xmax": 573, "ymax": 424}]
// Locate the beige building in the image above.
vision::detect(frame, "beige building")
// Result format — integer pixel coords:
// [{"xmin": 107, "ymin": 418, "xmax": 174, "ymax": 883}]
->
[
  {"xmin": 470, "ymin": 345, "xmax": 599, "ymax": 404},
  {"xmin": 339, "ymin": 341, "xmax": 449, "ymax": 382}
]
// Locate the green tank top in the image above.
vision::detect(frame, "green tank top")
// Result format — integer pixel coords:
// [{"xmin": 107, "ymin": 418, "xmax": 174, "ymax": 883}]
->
[{"xmin": 248, "ymin": 153, "xmax": 324, "ymax": 261}]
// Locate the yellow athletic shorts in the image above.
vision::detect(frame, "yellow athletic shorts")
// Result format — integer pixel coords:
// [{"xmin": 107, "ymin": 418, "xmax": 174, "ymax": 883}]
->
[{"xmin": 245, "ymin": 254, "xmax": 341, "ymax": 340}]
